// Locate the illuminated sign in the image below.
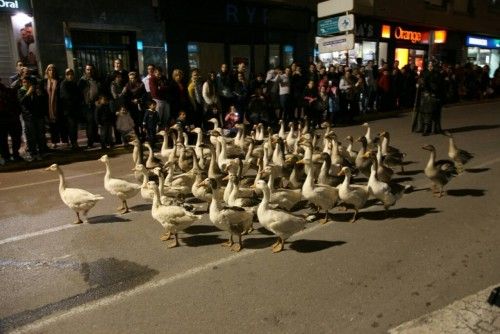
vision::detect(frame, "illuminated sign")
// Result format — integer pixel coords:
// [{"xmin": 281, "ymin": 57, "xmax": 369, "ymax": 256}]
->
[
  {"xmin": 381, "ymin": 25, "xmax": 391, "ymax": 38},
  {"xmin": 0, "ymin": 0, "xmax": 30, "ymax": 12},
  {"xmin": 394, "ymin": 26, "xmax": 422, "ymax": 43},
  {"xmin": 466, "ymin": 35, "xmax": 500, "ymax": 49}
]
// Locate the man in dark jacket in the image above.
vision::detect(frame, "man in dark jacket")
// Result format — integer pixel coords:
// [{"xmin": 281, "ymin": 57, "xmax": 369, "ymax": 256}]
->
[
  {"xmin": 0, "ymin": 80, "xmax": 23, "ymax": 162},
  {"xmin": 421, "ymin": 61, "xmax": 444, "ymax": 135},
  {"xmin": 17, "ymin": 77, "xmax": 48, "ymax": 161},
  {"xmin": 78, "ymin": 64, "xmax": 100, "ymax": 148}
]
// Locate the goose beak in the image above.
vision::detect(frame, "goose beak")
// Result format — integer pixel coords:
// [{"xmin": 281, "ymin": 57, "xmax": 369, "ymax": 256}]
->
[
  {"xmin": 221, "ymin": 175, "xmax": 230, "ymax": 181},
  {"xmin": 44, "ymin": 167, "xmax": 51, "ymax": 171}
]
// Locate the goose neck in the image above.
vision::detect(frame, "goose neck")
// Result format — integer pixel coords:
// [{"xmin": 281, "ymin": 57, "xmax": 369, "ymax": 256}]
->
[{"xmin": 56, "ymin": 166, "xmax": 66, "ymax": 194}]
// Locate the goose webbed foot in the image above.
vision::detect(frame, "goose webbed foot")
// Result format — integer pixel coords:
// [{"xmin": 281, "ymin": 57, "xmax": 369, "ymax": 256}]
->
[
  {"xmin": 167, "ymin": 234, "xmax": 179, "ymax": 248},
  {"xmin": 231, "ymin": 236, "xmax": 243, "ymax": 252},
  {"xmin": 160, "ymin": 231, "xmax": 171, "ymax": 241},
  {"xmin": 221, "ymin": 235, "xmax": 234, "ymax": 247},
  {"xmin": 73, "ymin": 212, "xmax": 83, "ymax": 224},
  {"xmin": 272, "ymin": 238, "xmax": 284, "ymax": 253}
]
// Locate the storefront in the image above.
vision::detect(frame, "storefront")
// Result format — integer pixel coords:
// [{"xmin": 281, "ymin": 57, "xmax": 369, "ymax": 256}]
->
[
  {"xmin": 317, "ymin": 17, "xmax": 447, "ymax": 71},
  {"xmin": 160, "ymin": 1, "xmax": 314, "ymax": 77},
  {"xmin": 465, "ymin": 35, "xmax": 500, "ymax": 77},
  {"xmin": 0, "ymin": 0, "xmax": 37, "ymax": 83}
]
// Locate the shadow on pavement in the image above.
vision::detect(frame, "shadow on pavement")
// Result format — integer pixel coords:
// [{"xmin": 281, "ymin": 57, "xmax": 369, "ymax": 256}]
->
[
  {"xmin": 0, "ymin": 258, "xmax": 158, "ymax": 332},
  {"xmin": 244, "ymin": 236, "xmax": 276, "ymax": 249},
  {"xmin": 446, "ymin": 189, "xmax": 486, "ymax": 197},
  {"xmin": 333, "ymin": 207, "xmax": 440, "ymax": 222},
  {"xmin": 184, "ymin": 224, "xmax": 221, "ymax": 235},
  {"xmin": 181, "ymin": 234, "xmax": 224, "ymax": 247},
  {"xmin": 290, "ymin": 240, "xmax": 346, "ymax": 253},
  {"xmin": 465, "ymin": 168, "xmax": 490, "ymax": 174},
  {"xmin": 446, "ymin": 124, "xmax": 500, "ymax": 133},
  {"xmin": 129, "ymin": 204, "xmax": 151, "ymax": 212},
  {"xmin": 88, "ymin": 215, "xmax": 131, "ymax": 224},
  {"xmin": 257, "ymin": 227, "xmax": 274, "ymax": 236}
]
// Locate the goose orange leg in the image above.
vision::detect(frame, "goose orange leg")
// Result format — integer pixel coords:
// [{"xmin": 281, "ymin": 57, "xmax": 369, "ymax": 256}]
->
[{"xmin": 272, "ymin": 237, "xmax": 284, "ymax": 253}]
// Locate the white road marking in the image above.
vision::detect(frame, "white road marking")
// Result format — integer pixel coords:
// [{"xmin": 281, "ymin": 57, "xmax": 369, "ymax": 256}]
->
[
  {"xmin": 0, "ymin": 224, "xmax": 77, "ymax": 246},
  {"xmin": 11, "ymin": 222, "xmax": 327, "ymax": 334},
  {"xmin": 0, "ymin": 171, "xmax": 104, "ymax": 191}
]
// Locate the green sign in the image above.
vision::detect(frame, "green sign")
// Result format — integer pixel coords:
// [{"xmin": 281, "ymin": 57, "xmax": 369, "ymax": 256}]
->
[
  {"xmin": 317, "ymin": 14, "xmax": 354, "ymax": 37},
  {"xmin": 0, "ymin": 0, "xmax": 31, "ymax": 13}
]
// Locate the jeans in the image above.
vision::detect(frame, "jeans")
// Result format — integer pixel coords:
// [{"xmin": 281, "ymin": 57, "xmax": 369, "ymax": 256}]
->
[{"xmin": 154, "ymin": 99, "xmax": 170, "ymax": 129}]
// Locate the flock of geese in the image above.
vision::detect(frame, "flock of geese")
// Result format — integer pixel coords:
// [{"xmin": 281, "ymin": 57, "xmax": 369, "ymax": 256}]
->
[{"xmin": 45, "ymin": 119, "xmax": 474, "ymax": 253}]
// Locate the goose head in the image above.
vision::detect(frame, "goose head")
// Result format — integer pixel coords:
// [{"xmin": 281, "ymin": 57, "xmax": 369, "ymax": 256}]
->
[
  {"xmin": 147, "ymin": 180, "xmax": 158, "ymax": 191},
  {"xmin": 45, "ymin": 163, "xmax": 59, "ymax": 172},
  {"xmin": 199, "ymin": 177, "xmax": 217, "ymax": 193},
  {"xmin": 152, "ymin": 166, "xmax": 163, "ymax": 177},
  {"xmin": 337, "ymin": 166, "xmax": 352, "ymax": 177},
  {"xmin": 190, "ymin": 127, "xmax": 202, "ymax": 134},
  {"xmin": 156, "ymin": 130, "xmax": 167, "ymax": 137},
  {"xmin": 99, "ymin": 155, "xmax": 109, "ymax": 163},
  {"xmin": 255, "ymin": 179, "xmax": 268, "ymax": 191},
  {"xmin": 132, "ymin": 164, "xmax": 147, "ymax": 173},
  {"xmin": 345, "ymin": 135, "xmax": 354, "ymax": 144},
  {"xmin": 361, "ymin": 122, "xmax": 370, "ymax": 128},
  {"xmin": 422, "ymin": 144, "xmax": 436, "ymax": 152}
]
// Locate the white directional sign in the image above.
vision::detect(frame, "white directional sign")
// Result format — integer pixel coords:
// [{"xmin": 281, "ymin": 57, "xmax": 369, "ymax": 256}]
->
[
  {"xmin": 317, "ymin": 34, "xmax": 355, "ymax": 53},
  {"xmin": 318, "ymin": 0, "xmax": 354, "ymax": 18}
]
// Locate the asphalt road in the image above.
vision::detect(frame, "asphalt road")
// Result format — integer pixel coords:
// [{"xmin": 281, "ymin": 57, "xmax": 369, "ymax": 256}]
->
[{"xmin": 1, "ymin": 101, "xmax": 499, "ymax": 333}]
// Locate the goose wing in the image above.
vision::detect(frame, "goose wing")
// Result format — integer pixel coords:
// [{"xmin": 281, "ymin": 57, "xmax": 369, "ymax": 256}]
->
[{"xmin": 63, "ymin": 188, "xmax": 104, "ymax": 204}]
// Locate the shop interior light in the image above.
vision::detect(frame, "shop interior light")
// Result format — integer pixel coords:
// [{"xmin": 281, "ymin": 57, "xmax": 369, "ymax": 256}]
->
[
  {"xmin": 11, "ymin": 12, "xmax": 31, "ymax": 25},
  {"xmin": 434, "ymin": 30, "xmax": 447, "ymax": 44},
  {"xmin": 137, "ymin": 40, "xmax": 144, "ymax": 51},
  {"xmin": 381, "ymin": 25, "xmax": 391, "ymax": 38},
  {"xmin": 64, "ymin": 36, "xmax": 73, "ymax": 49}
]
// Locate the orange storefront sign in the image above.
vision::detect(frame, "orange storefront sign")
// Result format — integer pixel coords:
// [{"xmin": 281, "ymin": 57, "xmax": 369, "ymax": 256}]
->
[{"xmin": 394, "ymin": 26, "xmax": 422, "ymax": 43}]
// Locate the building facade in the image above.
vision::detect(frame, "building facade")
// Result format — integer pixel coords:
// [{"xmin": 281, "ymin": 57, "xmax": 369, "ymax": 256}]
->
[{"xmin": 316, "ymin": 0, "xmax": 500, "ymax": 75}]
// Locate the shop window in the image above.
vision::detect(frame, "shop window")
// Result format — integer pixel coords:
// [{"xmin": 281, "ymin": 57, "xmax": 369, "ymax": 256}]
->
[
  {"xmin": 282, "ymin": 45, "xmax": 294, "ymax": 67},
  {"xmin": 378, "ymin": 42, "xmax": 388, "ymax": 66},
  {"xmin": 362, "ymin": 41, "xmax": 376, "ymax": 62},
  {"xmin": 187, "ymin": 42, "xmax": 200, "ymax": 70},
  {"xmin": 198, "ymin": 42, "xmax": 224, "ymax": 77},
  {"xmin": 269, "ymin": 44, "xmax": 280, "ymax": 68},
  {"xmin": 395, "ymin": 48, "xmax": 409, "ymax": 67},
  {"xmin": 230, "ymin": 44, "xmax": 251, "ymax": 72}
]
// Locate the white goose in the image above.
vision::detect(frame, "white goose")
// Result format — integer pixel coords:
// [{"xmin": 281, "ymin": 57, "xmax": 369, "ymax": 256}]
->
[
  {"xmin": 99, "ymin": 155, "xmax": 140, "ymax": 213},
  {"xmin": 45, "ymin": 164, "xmax": 103, "ymax": 224},
  {"xmin": 299, "ymin": 159, "xmax": 339, "ymax": 224},
  {"xmin": 262, "ymin": 165, "xmax": 303, "ymax": 211},
  {"xmin": 148, "ymin": 181, "xmax": 201, "ymax": 248},
  {"xmin": 255, "ymin": 180, "xmax": 307, "ymax": 253},
  {"xmin": 366, "ymin": 154, "xmax": 408, "ymax": 210},
  {"xmin": 157, "ymin": 130, "xmax": 177, "ymax": 159},
  {"xmin": 202, "ymin": 178, "xmax": 254, "ymax": 252},
  {"xmin": 337, "ymin": 166, "xmax": 369, "ymax": 223},
  {"xmin": 133, "ymin": 163, "xmax": 155, "ymax": 202}
]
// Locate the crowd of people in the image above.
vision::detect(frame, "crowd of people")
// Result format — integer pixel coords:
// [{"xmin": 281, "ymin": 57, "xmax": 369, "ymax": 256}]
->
[{"xmin": 1, "ymin": 56, "xmax": 499, "ymax": 164}]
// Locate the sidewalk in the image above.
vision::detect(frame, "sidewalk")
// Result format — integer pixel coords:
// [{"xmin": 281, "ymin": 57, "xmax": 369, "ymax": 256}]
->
[
  {"xmin": 389, "ymin": 284, "xmax": 500, "ymax": 334},
  {"xmin": 1, "ymin": 97, "xmax": 499, "ymax": 173}
]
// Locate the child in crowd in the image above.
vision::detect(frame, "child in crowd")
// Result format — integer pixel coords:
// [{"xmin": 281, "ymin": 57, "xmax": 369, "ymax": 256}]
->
[
  {"xmin": 95, "ymin": 95, "xmax": 114, "ymax": 149},
  {"xmin": 223, "ymin": 105, "xmax": 240, "ymax": 136},
  {"xmin": 115, "ymin": 105, "xmax": 135, "ymax": 144},
  {"xmin": 142, "ymin": 100, "xmax": 159, "ymax": 146},
  {"xmin": 176, "ymin": 110, "xmax": 189, "ymax": 130}
]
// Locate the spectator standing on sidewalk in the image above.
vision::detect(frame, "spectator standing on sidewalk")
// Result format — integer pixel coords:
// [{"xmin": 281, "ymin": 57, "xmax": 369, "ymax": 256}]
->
[
  {"xmin": 216, "ymin": 63, "xmax": 233, "ymax": 116},
  {"xmin": 149, "ymin": 66, "xmax": 170, "ymax": 130},
  {"xmin": 123, "ymin": 71, "xmax": 146, "ymax": 141},
  {"xmin": 95, "ymin": 95, "xmax": 114, "ymax": 150},
  {"xmin": 17, "ymin": 77, "xmax": 48, "ymax": 161},
  {"xmin": 42, "ymin": 64, "xmax": 68, "ymax": 149},
  {"xmin": 78, "ymin": 64, "xmax": 100, "ymax": 148},
  {"xmin": 142, "ymin": 100, "xmax": 159, "ymax": 147},
  {"xmin": 202, "ymin": 71, "xmax": 221, "ymax": 127},
  {"xmin": 187, "ymin": 68, "xmax": 204, "ymax": 128},
  {"xmin": 421, "ymin": 61, "xmax": 444, "ymax": 135},
  {"xmin": 59, "ymin": 68, "xmax": 81, "ymax": 149},
  {"xmin": 0, "ymin": 79, "xmax": 23, "ymax": 162}
]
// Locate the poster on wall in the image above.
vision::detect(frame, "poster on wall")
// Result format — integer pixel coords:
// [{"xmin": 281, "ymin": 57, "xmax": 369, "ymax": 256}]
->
[{"xmin": 11, "ymin": 14, "xmax": 38, "ymax": 72}]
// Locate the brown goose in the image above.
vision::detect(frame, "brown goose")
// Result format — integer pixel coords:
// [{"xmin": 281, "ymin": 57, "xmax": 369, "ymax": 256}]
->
[
  {"xmin": 444, "ymin": 131, "xmax": 473, "ymax": 173},
  {"xmin": 422, "ymin": 144, "xmax": 457, "ymax": 197}
]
